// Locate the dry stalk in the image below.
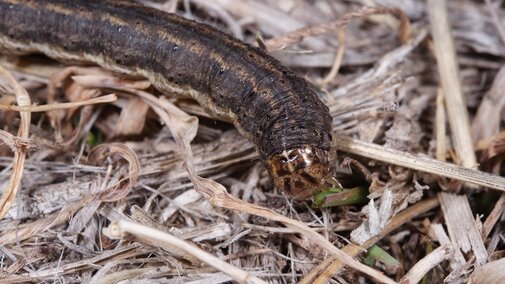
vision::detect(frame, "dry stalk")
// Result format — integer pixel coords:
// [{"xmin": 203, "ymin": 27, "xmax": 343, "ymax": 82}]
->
[
  {"xmin": 399, "ymin": 245, "xmax": 453, "ymax": 284},
  {"xmin": 427, "ymin": 0, "xmax": 477, "ymax": 169},
  {"xmin": 427, "ymin": 2, "xmax": 489, "ymax": 278},
  {"xmin": 0, "ymin": 66, "xmax": 30, "ymax": 219},
  {"xmin": 438, "ymin": 193, "xmax": 488, "ymax": 266},
  {"xmin": 336, "ymin": 136, "xmax": 505, "ymax": 192},
  {"xmin": 481, "ymin": 193, "xmax": 505, "ymax": 239}
]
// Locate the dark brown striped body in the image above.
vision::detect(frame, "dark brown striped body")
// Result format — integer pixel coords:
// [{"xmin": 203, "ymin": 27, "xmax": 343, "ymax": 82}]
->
[{"xmin": 0, "ymin": 0, "xmax": 336, "ymax": 199}]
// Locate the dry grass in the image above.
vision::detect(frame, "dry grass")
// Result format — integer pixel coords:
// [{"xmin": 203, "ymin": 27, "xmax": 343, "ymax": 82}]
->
[{"xmin": 1, "ymin": 0, "xmax": 505, "ymax": 283}]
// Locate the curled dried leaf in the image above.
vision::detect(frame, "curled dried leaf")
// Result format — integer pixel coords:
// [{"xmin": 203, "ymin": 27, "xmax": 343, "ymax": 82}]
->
[{"xmin": 89, "ymin": 143, "xmax": 140, "ymax": 202}]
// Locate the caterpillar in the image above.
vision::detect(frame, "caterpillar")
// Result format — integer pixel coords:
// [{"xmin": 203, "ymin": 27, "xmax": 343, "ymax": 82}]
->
[{"xmin": 0, "ymin": 0, "xmax": 336, "ymax": 200}]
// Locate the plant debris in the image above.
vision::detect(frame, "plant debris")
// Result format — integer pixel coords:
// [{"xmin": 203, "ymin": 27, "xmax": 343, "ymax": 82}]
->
[{"xmin": 1, "ymin": 0, "xmax": 505, "ymax": 283}]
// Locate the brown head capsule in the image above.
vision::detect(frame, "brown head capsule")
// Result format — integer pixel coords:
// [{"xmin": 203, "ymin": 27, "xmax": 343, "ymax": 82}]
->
[{"xmin": 265, "ymin": 145, "xmax": 337, "ymax": 200}]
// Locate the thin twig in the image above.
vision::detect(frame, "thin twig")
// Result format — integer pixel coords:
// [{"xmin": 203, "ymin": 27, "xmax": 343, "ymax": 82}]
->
[
  {"xmin": 104, "ymin": 219, "xmax": 267, "ymax": 284},
  {"xmin": 435, "ymin": 88, "xmax": 447, "ymax": 161},
  {"xmin": 320, "ymin": 28, "xmax": 346, "ymax": 86},
  {"xmin": 0, "ymin": 94, "xmax": 117, "ymax": 112},
  {"xmin": 265, "ymin": 6, "xmax": 410, "ymax": 51}
]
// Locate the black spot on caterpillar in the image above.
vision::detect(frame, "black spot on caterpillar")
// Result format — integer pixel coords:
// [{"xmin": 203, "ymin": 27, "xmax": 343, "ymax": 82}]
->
[{"xmin": 0, "ymin": 0, "xmax": 336, "ymax": 199}]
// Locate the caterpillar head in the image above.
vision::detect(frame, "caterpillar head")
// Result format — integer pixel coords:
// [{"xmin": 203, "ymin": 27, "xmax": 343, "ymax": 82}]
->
[{"xmin": 265, "ymin": 145, "xmax": 336, "ymax": 200}]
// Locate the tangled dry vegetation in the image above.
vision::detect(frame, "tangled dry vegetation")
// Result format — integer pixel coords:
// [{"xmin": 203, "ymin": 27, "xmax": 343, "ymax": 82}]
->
[{"xmin": 1, "ymin": 0, "xmax": 505, "ymax": 283}]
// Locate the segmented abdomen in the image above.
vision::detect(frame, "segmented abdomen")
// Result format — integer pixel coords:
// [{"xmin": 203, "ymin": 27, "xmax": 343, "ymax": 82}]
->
[{"xmin": 0, "ymin": 0, "xmax": 333, "ymax": 168}]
